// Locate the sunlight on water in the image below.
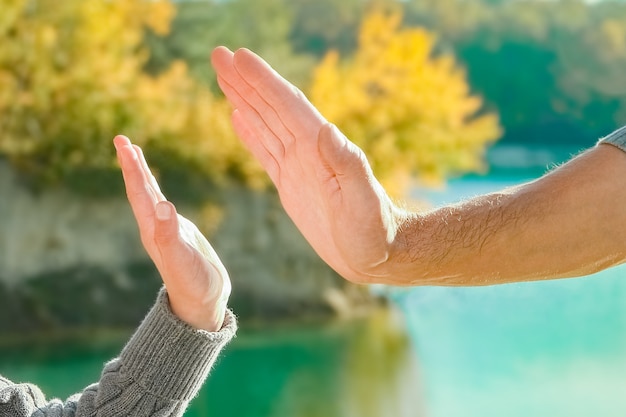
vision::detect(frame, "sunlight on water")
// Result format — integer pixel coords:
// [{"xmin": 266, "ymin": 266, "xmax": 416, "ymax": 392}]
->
[
  {"xmin": 0, "ymin": 310, "xmax": 425, "ymax": 417},
  {"xmin": 186, "ymin": 309, "xmax": 425, "ymax": 417},
  {"xmin": 394, "ymin": 273, "xmax": 626, "ymax": 417},
  {"xmin": 396, "ymin": 174, "xmax": 626, "ymax": 417}
]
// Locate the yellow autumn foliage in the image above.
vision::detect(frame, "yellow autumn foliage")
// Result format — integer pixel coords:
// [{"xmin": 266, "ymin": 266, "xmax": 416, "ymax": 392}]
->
[
  {"xmin": 309, "ymin": 10, "xmax": 501, "ymax": 195},
  {"xmin": 0, "ymin": 0, "xmax": 263, "ymax": 191}
]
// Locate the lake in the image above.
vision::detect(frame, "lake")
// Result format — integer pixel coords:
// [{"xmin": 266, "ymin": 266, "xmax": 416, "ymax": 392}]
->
[
  {"xmin": 401, "ymin": 172, "xmax": 626, "ymax": 417},
  {"xmin": 0, "ymin": 308, "xmax": 425, "ymax": 417},
  {"xmin": 2, "ymin": 147, "xmax": 626, "ymax": 416}
]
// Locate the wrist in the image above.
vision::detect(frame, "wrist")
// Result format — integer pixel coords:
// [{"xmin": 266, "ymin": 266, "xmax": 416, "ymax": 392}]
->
[
  {"xmin": 380, "ymin": 209, "xmax": 422, "ymax": 284},
  {"xmin": 169, "ymin": 293, "xmax": 229, "ymax": 332},
  {"xmin": 352, "ymin": 206, "xmax": 413, "ymax": 285}
]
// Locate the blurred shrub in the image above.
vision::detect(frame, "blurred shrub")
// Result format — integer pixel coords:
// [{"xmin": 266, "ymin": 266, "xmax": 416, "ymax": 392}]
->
[
  {"xmin": 0, "ymin": 0, "xmax": 264, "ymax": 196},
  {"xmin": 144, "ymin": 0, "xmax": 317, "ymax": 92},
  {"xmin": 310, "ymin": 10, "xmax": 501, "ymax": 194}
]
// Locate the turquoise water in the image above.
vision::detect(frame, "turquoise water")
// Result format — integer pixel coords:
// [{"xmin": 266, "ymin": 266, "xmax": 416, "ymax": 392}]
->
[
  {"xmin": 2, "ymin": 168, "xmax": 626, "ymax": 416},
  {"xmin": 0, "ymin": 310, "xmax": 424, "ymax": 417},
  {"xmin": 400, "ymin": 174, "xmax": 626, "ymax": 417}
]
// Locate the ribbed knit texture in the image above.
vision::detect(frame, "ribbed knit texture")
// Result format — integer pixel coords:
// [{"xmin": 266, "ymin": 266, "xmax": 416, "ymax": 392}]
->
[
  {"xmin": 0, "ymin": 289, "xmax": 236, "ymax": 417},
  {"xmin": 598, "ymin": 125, "xmax": 626, "ymax": 151}
]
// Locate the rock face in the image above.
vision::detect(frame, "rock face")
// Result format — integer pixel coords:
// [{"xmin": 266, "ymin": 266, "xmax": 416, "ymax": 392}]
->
[
  {"xmin": 0, "ymin": 163, "xmax": 147, "ymax": 285},
  {"xmin": 0, "ymin": 161, "xmax": 374, "ymax": 335}
]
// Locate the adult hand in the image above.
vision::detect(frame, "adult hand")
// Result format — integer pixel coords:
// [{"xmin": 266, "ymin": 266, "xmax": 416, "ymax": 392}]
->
[
  {"xmin": 114, "ymin": 135, "xmax": 231, "ymax": 331},
  {"xmin": 211, "ymin": 47, "xmax": 405, "ymax": 284},
  {"xmin": 212, "ymin": 47, "xmax": 626, "ymax": 287}
]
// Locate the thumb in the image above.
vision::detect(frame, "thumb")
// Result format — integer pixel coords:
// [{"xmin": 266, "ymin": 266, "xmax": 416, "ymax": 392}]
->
[
  {"xmin": 153, "ymin": 201, "xmax": 183, "ymax": 259},
  {"xmin": 318, "ymin": 122, "xmax": 376, "ymax": 188}
]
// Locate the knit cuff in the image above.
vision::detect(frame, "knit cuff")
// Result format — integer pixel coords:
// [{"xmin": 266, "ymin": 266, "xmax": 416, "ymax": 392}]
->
[
  {"xmin": 598, "ymin": 125, "xmax": 626, "ymax": 153},
  {"xmin": 119, "ymin": 289, "xmax": 237, "ymax": 402}
]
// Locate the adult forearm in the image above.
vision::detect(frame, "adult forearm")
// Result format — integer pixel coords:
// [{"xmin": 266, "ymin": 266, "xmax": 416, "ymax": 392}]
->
[{"xmin": 383, "ymin": 144, "xmax": 626, "ymax": 286}]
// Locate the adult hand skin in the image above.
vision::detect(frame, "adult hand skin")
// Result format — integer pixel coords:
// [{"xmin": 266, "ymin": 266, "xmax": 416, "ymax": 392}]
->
[
  {"xmin": 211, "ymin": 46, "xmax": 626, "ymax": 286},
  {"xmin": 212, "ymin": 46, "xmax": 405, "ymax": 285},
  {"xmin": 114, "ymin": 135, "xmax": 231, "ymax": 331}
]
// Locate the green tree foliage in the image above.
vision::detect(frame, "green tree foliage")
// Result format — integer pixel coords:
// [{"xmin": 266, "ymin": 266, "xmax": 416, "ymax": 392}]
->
[
  {"xmin": 403, "ymin": 0, "xmax": 626, "ymax": 145},
  {"xmin": 145, "ymin": 0, "xmax": 316, "ymax": 90},
  {"xmin": 286, "ymin": 0, "xmax": 374, "ymax": 58}
]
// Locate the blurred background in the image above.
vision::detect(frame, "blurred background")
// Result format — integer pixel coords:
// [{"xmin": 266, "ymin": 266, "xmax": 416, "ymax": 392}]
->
[{"xmin": 1, "ymin": 0, "xmax": 626, "ymax": 416}]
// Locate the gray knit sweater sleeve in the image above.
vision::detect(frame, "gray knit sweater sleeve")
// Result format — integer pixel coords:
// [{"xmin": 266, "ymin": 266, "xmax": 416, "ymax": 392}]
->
[
  {"xmin": 598, "ymin": 125, "xmax": 626, "ymax": 151},
  {"xmin": 0, "ymin": 289, "xmax": 237, "ymax": 417}
]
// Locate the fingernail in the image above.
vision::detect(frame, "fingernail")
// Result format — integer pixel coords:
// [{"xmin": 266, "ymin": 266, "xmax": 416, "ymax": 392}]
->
[{"xmin": 156, "ymin": 202, "xmax": 172, "ymax": 221}]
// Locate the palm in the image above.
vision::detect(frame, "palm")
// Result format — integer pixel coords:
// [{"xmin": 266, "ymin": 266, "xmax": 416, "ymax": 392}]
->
[{"xmin": 212, "ymin": 47, "xmax": 395, "ymax": 283}]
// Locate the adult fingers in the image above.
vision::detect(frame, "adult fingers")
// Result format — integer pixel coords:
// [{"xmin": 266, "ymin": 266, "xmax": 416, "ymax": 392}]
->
[
  {"xmin": 213, "ymin": 47, "xmax": 324, "ymax": 146},
  {"xmin": 231, "ymin": 48, "xmax": 325, "ymax": 134},
  {"xmin": 217, "ymin": 74, "xmax": 288, "ymax": 161},
  {"xmin": 231, "ymin": 109, "xmax": 280, "ymax": 185},
  {"xmin": 215, "ymin": 62, "xmax": 298, "ymax": 149}
]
